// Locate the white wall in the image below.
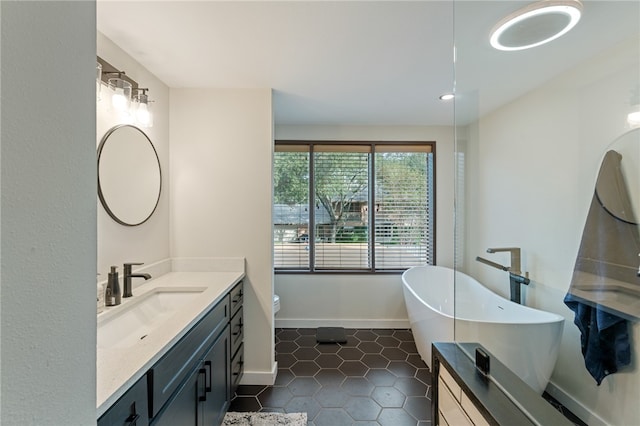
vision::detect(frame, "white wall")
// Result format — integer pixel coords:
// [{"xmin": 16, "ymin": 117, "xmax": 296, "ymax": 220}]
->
[
  {"xmin": 274, "ymin": 125, "xmax": 455, "ymax": 327},
  {"xmin": 462, "ymin": 38, "xmax": 640, "ymax": 426},
  {"xmin": 97, "ymin": 33, "xmax": 171, "ymax": 281},
  {"xmin": 0, "ymin": 2, "xmax": 96, "ymax": 424},
  {"xmin": 170, "ymin": 89, "xmax": 275, "ymax": 383}
]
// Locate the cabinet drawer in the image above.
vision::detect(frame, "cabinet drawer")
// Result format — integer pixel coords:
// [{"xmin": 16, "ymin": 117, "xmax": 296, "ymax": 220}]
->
[
  {"xmin": 230, "ymin": 281, "xmax": 243, "ymax": 317},
  {"xmin": 439, "ymin": 365, "xmax": 461, "ymax": 402},
  {"xmin": 231, "ymin": 343, "xmax": 244, "ymax": 397},
  {"xmin": 98, "ymin": 375, "xmax": 149, "ymax": 426},
  {"xmin": 230, "ymin": 307, "xmax": 243, "ymax": 357},
  {"xmin": 148, "ymin": 296, "xmax": 229, "ymax": 418},
  {"xmin": 438, "ymin": 377, "xmax": 473, "ymax": 426},
  {"xmin": 461, "ymin": 392, "xmax": 490, "ymax": 426},
  {"xmin": 439, "ymin": 410, "xmax": 450, "ymax": 426}
]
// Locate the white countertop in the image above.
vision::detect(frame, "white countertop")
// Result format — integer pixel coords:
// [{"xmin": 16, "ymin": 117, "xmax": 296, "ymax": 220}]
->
[{"xmin": 96, "ymin": 269, "xmax": 244, "ymax": 417}]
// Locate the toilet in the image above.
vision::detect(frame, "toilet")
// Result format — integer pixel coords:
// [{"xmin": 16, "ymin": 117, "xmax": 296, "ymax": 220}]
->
[{"xmin": 273, "ymin": 294, "xmax": 280, "ymax": 315}]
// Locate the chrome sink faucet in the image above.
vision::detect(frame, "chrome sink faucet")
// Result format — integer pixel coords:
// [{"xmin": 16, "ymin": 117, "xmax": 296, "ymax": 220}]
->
[
  {"xmin": 123, "ymin": 262, "xmax": 152, "ymax": 298},
  {"xmin": 486, "ymin": 247, "xmax": 521, "ymax": 275}
]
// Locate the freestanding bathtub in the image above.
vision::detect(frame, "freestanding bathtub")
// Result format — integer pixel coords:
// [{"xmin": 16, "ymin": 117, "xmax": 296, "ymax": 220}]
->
[{"xmin": 401, "ymin": 265, "xmax": 564, "ymax": 394}]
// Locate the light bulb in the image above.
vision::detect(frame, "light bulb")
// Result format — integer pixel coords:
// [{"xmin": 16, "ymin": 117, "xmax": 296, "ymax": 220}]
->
[
  {"xmin": 108, "ymin": 77, "xmax": 132, "ymax": 113},
  {"xmin": 112, "ymin": 89, "xmax": 129, "ymax": 111}
]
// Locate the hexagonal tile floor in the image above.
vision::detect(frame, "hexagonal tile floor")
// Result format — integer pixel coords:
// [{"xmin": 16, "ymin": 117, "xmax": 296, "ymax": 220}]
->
[
  {"xmin": 229, "ymin": 328, "xmax": 432, "ymax": 426},
  {"xmin": 230, "ymin": 328, "xmax": 584, "ymax": 426}
]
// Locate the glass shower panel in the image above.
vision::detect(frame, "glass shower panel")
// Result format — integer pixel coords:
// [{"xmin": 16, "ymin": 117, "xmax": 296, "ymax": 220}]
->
[{"xmin": 453, "ymin": 1, "xmax": 640, "ymax": 424}]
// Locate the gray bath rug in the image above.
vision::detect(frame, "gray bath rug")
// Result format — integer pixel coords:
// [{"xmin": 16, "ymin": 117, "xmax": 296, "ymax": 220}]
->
[{"xmin": 222, "ymin": 412, "xmax": 307, "ymax": 426}]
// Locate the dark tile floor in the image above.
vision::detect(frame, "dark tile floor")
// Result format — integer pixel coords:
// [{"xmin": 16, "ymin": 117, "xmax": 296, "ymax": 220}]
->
[
  {"xmin": 229, "ymin": 328, "xmax": 584, "ymax": 426},
  {"xmin": 229, "ymin": 328, "xmax": 432, "ymax": 426}
]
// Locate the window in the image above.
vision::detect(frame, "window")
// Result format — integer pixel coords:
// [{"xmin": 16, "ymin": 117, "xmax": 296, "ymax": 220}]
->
[{"xmin": 274, "ymin": 141, "xmax": 435, "ymax": 272}]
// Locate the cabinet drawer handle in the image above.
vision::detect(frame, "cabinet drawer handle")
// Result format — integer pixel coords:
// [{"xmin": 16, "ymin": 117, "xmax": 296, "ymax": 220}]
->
[
  {"xmin": 233, "ymin": 361, "xmax": 244, "ymax": 376},
  {"xmin": 125, "ymin": 413, "xmax": 140, "ymax": 426},
  {"xmin": 233, "ymin": 322, "xmax": 243, "ymax": 336},
  {"xmin": 204, "ymin": 361, "xmax": 212, "ymax": 392},
  {"xmin": 198, "ymin": 368, "xmax": 207, "ymax": 402}
]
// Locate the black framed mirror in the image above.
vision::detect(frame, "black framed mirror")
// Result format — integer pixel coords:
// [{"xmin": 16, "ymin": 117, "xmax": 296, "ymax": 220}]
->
[{"xmin": 97, "ymin": 124, "xmax": 162, "ymax": 226}]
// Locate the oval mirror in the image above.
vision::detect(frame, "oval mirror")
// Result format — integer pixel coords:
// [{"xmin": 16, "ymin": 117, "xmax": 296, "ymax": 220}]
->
[
  {"xmin": 98, "ymin": 124, "xmax": 161, "ymax": 226},
  {"xmin": 596, "ymin": 128, "xmax": 639, "ymax": 225}
]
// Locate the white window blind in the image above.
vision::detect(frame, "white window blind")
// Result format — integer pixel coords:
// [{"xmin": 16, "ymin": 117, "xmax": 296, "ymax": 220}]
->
[
  {"xmin": 314, "ymin": 148, "xmax": 370, "ymax": 270},
  {"xmin": 273, "ymin": 142, "xmax": 434, "ymax": 272},
  {"xmin": 374, "ymin": 148, "xmax": 433, "ymax": 268},
  {"xmin": 273, "ymin": 149, "xmax": 310, "ymax": 269}
]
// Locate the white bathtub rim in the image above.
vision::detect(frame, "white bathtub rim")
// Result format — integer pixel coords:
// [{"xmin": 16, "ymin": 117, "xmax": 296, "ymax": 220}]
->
[{"xmin": 401, "ymin": 265, "xmax": 564, "ymax": 325}]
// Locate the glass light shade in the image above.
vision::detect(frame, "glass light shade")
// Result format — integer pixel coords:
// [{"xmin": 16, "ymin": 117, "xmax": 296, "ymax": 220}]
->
[
  {"xmin": 108, "ymin": 77, "xmax": 132, "ymax": 113},
  {"xmin": 96, "ymin": 62, "xmax": 103, "ymax": 102},
  {"xmin": 134, "ymin": 99, "xmax": 153, "ymax": 128}
]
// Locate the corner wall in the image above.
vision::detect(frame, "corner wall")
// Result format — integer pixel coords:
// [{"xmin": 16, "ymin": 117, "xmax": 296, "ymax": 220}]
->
[
  {"xmin": 0, "ymin": 2, "xmax": 97, "ymax": 424},
  {"xmin": 273, "ymin": 125, "xmax": 454, "ymax": 327},
  {"xmin": 170, "ymin": 89, "xmax": 275, "ymax": 383}
]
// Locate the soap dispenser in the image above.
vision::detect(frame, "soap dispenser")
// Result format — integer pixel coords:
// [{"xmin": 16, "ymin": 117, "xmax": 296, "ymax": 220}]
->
[{"xmin": 105, "ymin": 266, "xmax": 121, "ymax": 306}]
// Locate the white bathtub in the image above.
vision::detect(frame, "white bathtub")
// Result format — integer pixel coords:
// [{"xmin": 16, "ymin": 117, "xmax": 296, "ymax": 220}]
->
[{"xmin": 401, "ymin": 265, "xmax": 564, "ymax": 394}]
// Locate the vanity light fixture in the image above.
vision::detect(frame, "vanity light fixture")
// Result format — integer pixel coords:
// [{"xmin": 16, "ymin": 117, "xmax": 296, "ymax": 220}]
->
[
  {"xmin": 489, "ymin": 0, "xmax": 583, "ymax": 51},
  {"xmin": 97, "ymin": 56, "xmax": 154, "ymax": 126},
  {"xmin": 439, "ymin": 93, "xmax": 455, "ymax": 101},
  {"xmin": 133, "ymin": 88, "xmax": 154, "ymax": 128}
]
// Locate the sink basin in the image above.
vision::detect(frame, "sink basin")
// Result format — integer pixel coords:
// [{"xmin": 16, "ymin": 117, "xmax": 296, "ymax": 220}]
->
[{"xmin": 97, "ymin": 286, "xmax": 206, "ymax": 349}]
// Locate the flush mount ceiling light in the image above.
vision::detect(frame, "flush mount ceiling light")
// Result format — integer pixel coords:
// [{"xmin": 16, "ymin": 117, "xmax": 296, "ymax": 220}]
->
[{"xmin": 490, "ymin": 0, "xmax": 583, "ymax": 51}]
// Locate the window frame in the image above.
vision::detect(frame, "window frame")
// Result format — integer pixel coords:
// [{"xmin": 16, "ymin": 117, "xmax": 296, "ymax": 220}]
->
[{"xmin": 274, "ymin": 140, "xmax": 436, "ymax": 274}]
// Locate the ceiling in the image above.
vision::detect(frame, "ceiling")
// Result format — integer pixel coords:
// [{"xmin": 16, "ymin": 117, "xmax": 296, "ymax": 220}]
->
[{"xmin": 97, "ymin": 1, "xmax": 640, "ymax": 126}]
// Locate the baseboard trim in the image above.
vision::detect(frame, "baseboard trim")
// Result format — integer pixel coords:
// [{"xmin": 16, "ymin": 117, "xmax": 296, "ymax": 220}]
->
[
  {"xmin": 239, "ymin": 362, "xmax": 278, "ymax": 386},
  {"xmin": 545, "ymin": 380, "xmax": 606, "ymax": 426},
  {"xmin": 274, "ymin": 318, "xmax": 410, "ymax": 329}
]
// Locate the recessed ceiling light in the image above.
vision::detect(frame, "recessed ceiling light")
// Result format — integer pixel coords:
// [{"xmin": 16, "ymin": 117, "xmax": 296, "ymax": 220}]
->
[
  {"xmin": 439, "ymin": 93, "xmax": 455, "ymax": 101},
  {"xmin": 490, "ymin": 0, "xmax": 583, "ymax": 51}
]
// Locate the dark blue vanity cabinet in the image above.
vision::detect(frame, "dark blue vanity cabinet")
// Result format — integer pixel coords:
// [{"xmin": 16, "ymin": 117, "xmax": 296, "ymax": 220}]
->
[
  {"xmin": 97, "ymin": 375, "xmax": 149, "ymax": 426},
  {"xmin": 151, "ymin": 324, "xmax": 230, "ymax": 426},
  {"xmin": 151, "ymin": 281, "xmax": 244, "ymax": 426},
  {"xmin": 98, "ymin": 280, "xmax": 244, "ymax": 426},
  {"xmin": 229, "ymin": 281, "xmax": 244, "ymax": 398}
]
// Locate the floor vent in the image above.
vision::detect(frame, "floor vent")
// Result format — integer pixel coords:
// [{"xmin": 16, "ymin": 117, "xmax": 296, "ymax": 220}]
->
[{"xmin": 316, "ymin": 327, "xmax": 347, "ymax": 343}]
